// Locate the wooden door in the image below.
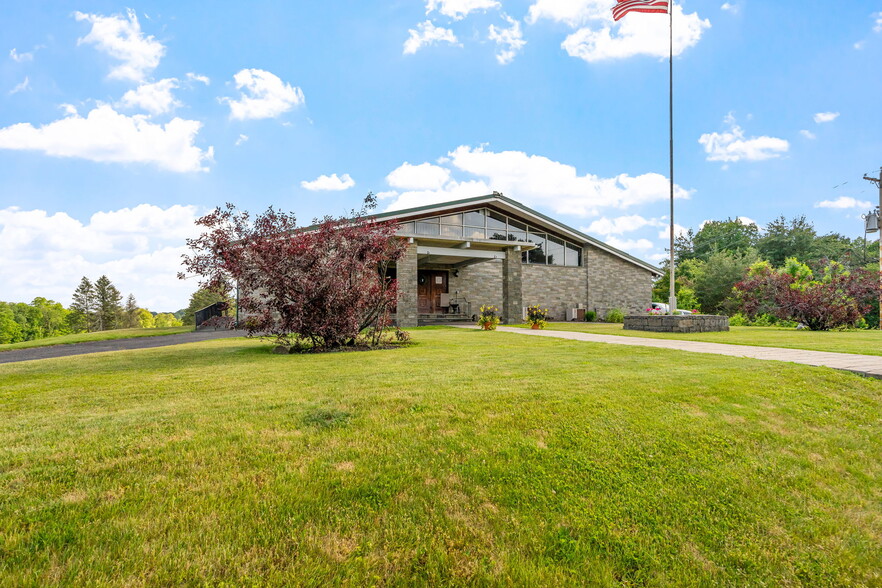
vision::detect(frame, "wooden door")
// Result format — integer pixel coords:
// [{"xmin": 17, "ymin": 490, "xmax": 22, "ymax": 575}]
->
[{"xmin": 417, "ymin": 271, "xmax": 448, "ymax": 313}]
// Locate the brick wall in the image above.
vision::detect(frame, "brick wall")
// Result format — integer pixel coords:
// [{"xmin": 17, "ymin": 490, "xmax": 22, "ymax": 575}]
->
[
  {"xmin": 584, "ymin": 245, "xmax": 654, "ymax": 318},
  {"xmin": 522, "ymin": 264, "xmax": 588, "ymax": 321}
]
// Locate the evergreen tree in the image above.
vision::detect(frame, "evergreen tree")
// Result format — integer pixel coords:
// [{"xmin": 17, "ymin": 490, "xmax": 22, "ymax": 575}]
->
[
  {"xmin": 94, "ymin": 275, "xmax": 123, "ymax": 331},
  {"xmin": 124, "ymin": 294, "xmax": 140, "ymax": 328},
  {"xmin": 68, "ymin": 276, "xmax": 96, "ymax": 332}
]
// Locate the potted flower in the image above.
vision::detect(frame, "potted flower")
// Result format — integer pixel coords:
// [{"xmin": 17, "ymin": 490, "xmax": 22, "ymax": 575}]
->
[
  {"xmin": 476, "ymin": 305, "xmax": 501, "ymax": 330},
  {"xmin": 525, "ymin": 304, "xmax": 548, "ymax": 329}
]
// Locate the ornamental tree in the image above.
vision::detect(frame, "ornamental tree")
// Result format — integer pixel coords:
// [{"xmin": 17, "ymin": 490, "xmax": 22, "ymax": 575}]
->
[{"xmin": 179, "ymin": 194, "xmax": 406, "ymax": 349}]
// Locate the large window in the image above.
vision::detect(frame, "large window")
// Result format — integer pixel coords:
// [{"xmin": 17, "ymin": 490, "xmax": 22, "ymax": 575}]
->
[{"xmin": 397, "ymin": 208, "xmax": 583, "ymax": 266}]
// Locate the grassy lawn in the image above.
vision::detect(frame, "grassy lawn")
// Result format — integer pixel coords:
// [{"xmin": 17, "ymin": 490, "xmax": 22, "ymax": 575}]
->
[
  {"xmin": 511, "ymin": 322, "xmax": 882, "ymax": 356},
  {"xmin": 1, "ymin": 328, "xmax": 881, "ymax": 585},
  {"xmin": 0, "ymin": 327, "xmax": 193, "ymax": 352}
]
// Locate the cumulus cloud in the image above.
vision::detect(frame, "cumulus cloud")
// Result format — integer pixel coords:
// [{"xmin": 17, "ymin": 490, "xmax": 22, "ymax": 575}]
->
[
  {"xmin": 720, "ymin": 3, "xmax": 738, "ymax": 13},
  {"xmin": 426, "ymin": 0, "xmax": 500, "ymax": 20},
  {"xmin": 813, "ymin": 111, "xmax": 840, "ymax": 124},
  {"xmin": 382, "ymin": 145, "xmax": 690, "ymax": 216},
  {"xmin": 9, "ymin": 48, "xmax": 34, "ymax": 62},
  {"xmin": 74, "ymin": 9, "xmax": 164, "ymax": 82},
  {"xmin": 185, "ymin": 72, "xmax": 210, "ymax": 85},
  {"xmin": 656, "ymin": 223, "xmax": 689, "ymax": 240},
  {"xmin": 235, "ymin": 134, "xmax": 249, "ymax": 146},
  {"xmin": 698, "ymin": 115, "xmax": 789, "ymax": 163},
  {"xmin": 874, "ymin": 12, "xmax": 882, "ymax": 33},
  {"xmin": 526, "ymin": 0, "xmax": 610, "ymax": 27},
  {"xmin": 604, "ymin": 237, "xmax": 654, "ymax": 251},
  {"xmin": 0, "ymin": 204, "xmax": 202, "ymax": 310},
  {"xmin": 300, "ymin": 173, "xmax": 356, "ymax": 191},
  {"xmin": 561, "ymin": 5, "xmax": 710, "ymax": 62},
  {"xmin": 815, "ymin": 196, "xmax": 873, "ymax": 210},
  {"xmin": 404, "ymin": 21, "xmax": 460, "ymax": 55},
  {"xmin": 737, "ymin": 216, "xmax": 757, "ymax": 226},
  {"xmin": 0, "ymin": 104, "xmax": 213, "ymax": 172},
  {"xmin": 387, "ymin": 162, "xmax": 451, "ymax": 190},
  {"xmin": 800, "ymin": 129, "xmax": 816, "ymax": 140},
  {"xmin": 9, "ymin": 77, "xmax": 30, "ymax": 95},
  {"xmin": 586, "ymin": 215, "xmax": 661, "ymax": 235},
  {"xmin": 489, "ymin": 15, "xmax": 527, "ymax": 64},
  {"xmin": 221, "ymin": 69, "xmax": 305, "ymax": 121},
  {"xmin": 120, "ymin": 78, "xmax": 180, "ymax": 115}
]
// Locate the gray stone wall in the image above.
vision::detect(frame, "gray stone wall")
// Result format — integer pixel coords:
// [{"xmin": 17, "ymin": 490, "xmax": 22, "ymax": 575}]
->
[
  {"xmin": 396, "ymin": 242, "xmax": 419, "ymax": 327},
  {"xmin": 584, "ymin": 245, "xmax": 654, "ymax": 318},
  {"xmin": 502, "ymin": 249, "xmax": 523, "ymax": 324},
  {"xmin": 624, "ymin": 314, "xmax": 729, "ymax": 333},
  {"xmin": 521, "ymin": 264, "xmax": 588, "ymax": 321},
  {"xmin": 449, "ymin": 260, "xmax": 503, "ymax": 318}
]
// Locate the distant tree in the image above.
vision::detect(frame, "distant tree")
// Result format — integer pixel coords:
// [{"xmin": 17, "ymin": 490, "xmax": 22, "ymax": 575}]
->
[
  {"xmin": 0, "ymin": 302, "xmax": 23, "ymax": 344},
  {"xmin": 136, "ymin": 308, "xmax": 156, "ymax": 329},
  {"xmin": 123, "ymin": 294, "xmax": 140, "ymax": 328},
  {"xmin": 94, "ymin": 275, "xmax": 123, "ymax": 331},
  {"xmin": 30, "ymin": 297, "xmax": 69, "ymax": 339},
  {"xmin": 68, "ymin": 277, "xmax": 96, "ymax": 332},
  {"xmin": 154, "ymin": 313, "xmax": 183, "ymax": 328},
  {"xmin": 183, "ymin": 288, "xmax": 230, "ymax": 326},
  {"xmin": 180, "ymin": 195, "xmax": 406, "ymax": 349},
  {"xmin": 692, "ymin": 218, "xmax": 759, "ymax": 262},
  {"xmin": 693, "ymin": 249, "xmax": 759, "ymax": 314},
  {"xmin": 757, "ymin": 215, "xmax": 818, "ymax": 267}
]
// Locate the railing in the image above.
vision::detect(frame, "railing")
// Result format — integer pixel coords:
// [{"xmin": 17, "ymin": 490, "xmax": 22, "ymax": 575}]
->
[{"xmin": 194, "ymin": 302, "xmax": 233, "ymax": 330}]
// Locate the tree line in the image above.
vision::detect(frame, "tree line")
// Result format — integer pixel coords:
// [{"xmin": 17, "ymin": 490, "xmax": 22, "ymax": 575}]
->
[
  {"xmin": 654, "ymin": 215, "xmax": 881, "ymax": 329},
  {"xmin": 0, "ymin": 275, "xmax": 187, "ymax": 345}
]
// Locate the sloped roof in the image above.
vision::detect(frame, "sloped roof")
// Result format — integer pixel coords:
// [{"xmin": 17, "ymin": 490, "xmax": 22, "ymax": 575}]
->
[{"xmin": 372, "ymin": 193, "xmax": 662, "ymax": 275}]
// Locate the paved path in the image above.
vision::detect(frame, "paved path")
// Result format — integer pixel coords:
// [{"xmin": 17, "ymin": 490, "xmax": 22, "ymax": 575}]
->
[
  {"xmin": 474, "ymin": 326, "xmax": 882, "ymax": 380},
  {"xmin": 0, "ymin": 330, "xmax": 247, "ymax": 365}
]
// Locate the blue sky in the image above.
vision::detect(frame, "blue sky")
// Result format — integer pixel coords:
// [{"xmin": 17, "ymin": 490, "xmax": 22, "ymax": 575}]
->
[{"xmin": 2, "ymin": 0, "xmax": 881, "ymax": 310}]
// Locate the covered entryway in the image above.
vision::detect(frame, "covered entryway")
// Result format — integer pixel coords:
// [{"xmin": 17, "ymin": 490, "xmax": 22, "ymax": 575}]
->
[{"xmin": 417, "ymin": 270, "xmax": 448, "ymax": 314}]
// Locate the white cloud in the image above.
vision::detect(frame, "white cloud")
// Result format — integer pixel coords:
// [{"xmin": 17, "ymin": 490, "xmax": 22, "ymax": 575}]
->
[
  {"xmin": 186, "ymin": 72, "xmax": 210, "ymax": 85},
  {"xmin": 698, "ymin": 115, "xmax": 789, "ymax": 163},
  {"xmin": 387, "ymin": 162, "xmax": 451, "ymax": 190},
  {"xmin": 300, "ymin": 173, "xmax": 356, "ymax": 191},
  {"xmin": 874, "ymin": 12, "xmax": 882, "ymax": 33},
  {"xmin": 737, "ymin": 216, "xmax": 757, "ymax": 226},
  {"xmin": 426, "ymin": 0, "xmax": 500, "ymax": 20},
  {"xmin": 799, "ymin": 129, "xmax": 816, "ymax": 140},
  {"xmin": 74, "ymin": 9, "xmax": 164, "ymax": 82},
  {"xmin": 586, "ymin": 215, "xmax": 660, "ymax": 235},
  {"xmin": 235, "ymin": 134, "xmax": 249, "ymax": 146},
  {"xmin": 375, "ymin": 190, "xmax": 399, "ymax": 200},
  {"xmin": 526, "ymin": 0, "xmax": 610, "ymax": 27},
  {"xmin": 720, "ymin": 3, "xmax": 738, "ymax": 13},
  {"xmin": 561, "ymin": 6, "xmax": 710, "ymax": 62},
  {"xmin": 489, "ymin": 15, "xmax": 527, "ymax": 64},
  {"xmin": 0, "ymin": 204, "xmax": 203, "ymax": 310},
  {"xmin": 383, "ymin": 145, "xmax": 690, "ymax": 216},
  {"xmin": 9, "ymin": 77, "xmax": 30, "ymax": 95},
  {"xmin": 221, "ymin": 68, "xmax": 305, "ymax": 121},
  {"xmin": 120, "ymin": 78, "xmax": 180, "ymax": 115},
  {"xmin": 9, "ymin": 48, "xmax": 34, "ymax": 63},
  {"xmin": 404, "ymin": 21, "xmax": 460, "ymax": 55},
  {"xmin": 815, "ymin": 196, "xmax": 873, "ymax": 210},
  {"xmin": 813, "ymin": 111, "xmax": 839, "ymax": 124},
  {"xmin": 0, "ymin": 104, "xmax": 213, "ymax": 172},
  {"xmin": 657, "ymin": 223, "xmax": 689, "ymax": 240},
  {"xmin": 855, "ymin": 41, "xmax": 865, "ymax": 50},
  {"xmin": 604, "ymin": 237, "xmax": 654, "ymax": 251}
]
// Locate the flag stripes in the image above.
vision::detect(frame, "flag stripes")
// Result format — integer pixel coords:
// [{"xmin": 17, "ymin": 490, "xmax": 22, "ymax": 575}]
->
[{"xmin": 612, "ymin": 0, "xmax": 669, "ymax": 21}]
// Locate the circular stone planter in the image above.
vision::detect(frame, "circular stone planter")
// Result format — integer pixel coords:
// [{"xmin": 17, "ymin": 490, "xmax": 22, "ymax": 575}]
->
[{"xmin": 624, "ymin": 314, "xmax": 729, "ymax": 333}]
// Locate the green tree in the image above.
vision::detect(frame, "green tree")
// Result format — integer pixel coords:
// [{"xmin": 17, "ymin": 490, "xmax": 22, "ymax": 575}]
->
[
  {"xmin": 123, "ymin": 294, "xmax": 140, "ymax": 328},
  {"xmin": 692, "ymin": 218, "xmax": 759, "ymax": 262},
  {"xmin": 0, "ymin": 302, "xmax": 23, "ymax": 344},
  {"xmin": 183, "ymin": 288, "xmax": 231, "ymax": 326},
  {"xmin": 757, "ymin": 215, "xmax": 818, "ymax": 267},
  {"xmin": 154, "ymin": 313, "xmax": 183, "ymax": 328},
  {"xmin": 136, "ymin": 308, "xmax": 156, "ymax": 328},
  {"xmin": 29, "ymin": 297, "xmax": 69, "ymax": 339},
  {"xmin": 94, "ymin": 275, "xmax": 123, "ymax": 331},
  {"xmin": 68, "ymin": 276, "xmax": 96, "ymax": 332},
  {"xmin": 693, "ymin": 249, "xmax": 759, "ymax": 314}
]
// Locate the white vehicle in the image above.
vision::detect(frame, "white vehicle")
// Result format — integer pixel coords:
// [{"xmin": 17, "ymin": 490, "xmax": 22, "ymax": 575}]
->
[{"xmin": 649, "ymin": 302, "xmax": 694, "ymax": 315}]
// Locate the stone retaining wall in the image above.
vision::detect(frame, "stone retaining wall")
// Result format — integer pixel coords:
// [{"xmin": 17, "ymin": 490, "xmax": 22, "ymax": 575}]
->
[{"xmin": 624, "ymin": 314, "xmax": 730, "ymax": 333}]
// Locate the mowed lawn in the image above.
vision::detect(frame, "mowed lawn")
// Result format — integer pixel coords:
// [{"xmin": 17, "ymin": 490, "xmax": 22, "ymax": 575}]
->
[
  {"xmin": 1, "ymin": 329, "xmax": 881, "ymax": 586},
  {"xmin": 0, "ymin": 327, "xmax": 193, "ymax": 352},
  {"xmin": 513, "ymin": 322, "xmax": 882, "ymax": 357}
]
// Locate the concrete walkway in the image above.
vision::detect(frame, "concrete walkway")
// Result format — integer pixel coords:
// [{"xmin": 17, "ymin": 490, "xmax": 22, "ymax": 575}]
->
[
  {"xmin": 481, "ymin": 326, "xmax": 882, "ymax": 380},
  {"xmin": 0, "ymin": 330, "xmax": 247, "ymax": 365}
]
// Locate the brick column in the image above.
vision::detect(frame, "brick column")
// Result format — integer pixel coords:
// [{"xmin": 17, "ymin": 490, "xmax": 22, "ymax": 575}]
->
[
  {"xmin": 396, "ymin": 241, "xmax": 419, "ymax": 328},
  {"xmin": 502, "ymin": 248, "xmax": 523, "ymax": 324}
]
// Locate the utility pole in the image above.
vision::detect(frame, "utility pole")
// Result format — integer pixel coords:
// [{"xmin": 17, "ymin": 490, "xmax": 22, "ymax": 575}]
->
[{"xmin": 862, "ymin": 167, "xmax": 882, "ymax": 330}]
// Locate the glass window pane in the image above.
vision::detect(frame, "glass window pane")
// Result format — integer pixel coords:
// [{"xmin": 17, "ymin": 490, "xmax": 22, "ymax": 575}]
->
[
  {"xmin": 463, "ymin": 210, "xmax": 485, "ymax": 226},
  {"xmin": 547, "ymin": 236, "xmax": 565, "ymax": 266},
  {"xmin": 463, "ymin": 226, "xmax": 486, "ymax": 239},
  {"xmin": 397, "ymin": 222, "xmax": 414, "ymax": 234},
  {"xmin": 415, "ymin": 221, "xmax": 440, "ymax": 236},
  {"xmin": 487, "ymin": 211, "xmax": 506, "ymax": 231},
  {"xmin": 509, "ymin": 219, "xmax": 526, "ymax": 231},
  {"xmin": 528, "ymin": 233, "xmax": 547, "ymax": 264},
  {"xmin": 508, "ymin": 230, "xmax": 526, "ymax": 242},
  {"xmin": 440, "ymin": 224, "xmax": 462, "ymax": 238},
  {"xmin": 440, "ymin": 214, "xmax": 462, "ymax": 225},
  {"xmin": 565, "ymin": 243, "xmax": 582, "ymax": 266}
]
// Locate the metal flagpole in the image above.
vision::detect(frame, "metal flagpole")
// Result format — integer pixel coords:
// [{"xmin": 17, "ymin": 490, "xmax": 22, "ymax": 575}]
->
[{"xmin": 668, "ymin": 2, "xmax": 676, "ymax": 315}]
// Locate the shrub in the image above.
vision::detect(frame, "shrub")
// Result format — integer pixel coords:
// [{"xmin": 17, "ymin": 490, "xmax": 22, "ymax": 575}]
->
[
  {"xmin": 729, "ymin": 313, "xmax": 749, "ymax": 326},
  {"xmin": 584, "ymin": 310, "xmax": 597, "ymax": 322},
  {"xmin": 605, "ymin": 308, "xmax": 625, "ymax": 323},
  {"xmin": 476, "ymin": 305, "xmax": 501, "ymax": 330}
]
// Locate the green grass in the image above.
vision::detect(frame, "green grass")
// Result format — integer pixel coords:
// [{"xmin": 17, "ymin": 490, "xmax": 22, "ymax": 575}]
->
[
  {"xmin": 0, "ymin": 327, "xmax": 193, "ymax": 352},
  {"xmin": 2, "ymin": 328, "xmax": 881, "ymax": 585},
  {"xmin": 511, "ymin": 322, "xmax": 882, "ymax": 356}
]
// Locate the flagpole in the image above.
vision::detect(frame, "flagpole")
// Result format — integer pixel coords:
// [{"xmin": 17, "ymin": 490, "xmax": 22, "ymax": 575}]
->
[{"xmin": 667, "ymin": 1, "xmax": 676, "ymax": 315}]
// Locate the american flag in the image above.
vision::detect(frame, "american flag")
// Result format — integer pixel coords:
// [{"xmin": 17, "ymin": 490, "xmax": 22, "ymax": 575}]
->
[{"xmin": 612, "ymin": 0, "xmax": 669, "ymax": 21}]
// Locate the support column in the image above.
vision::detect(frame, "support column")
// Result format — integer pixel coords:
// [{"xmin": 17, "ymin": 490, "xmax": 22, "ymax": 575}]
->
[
  {"xmin": 502, "ymin": 247, "xmax": 523, "ymax": 324},
  {"xmin": 396, "ymin": 241, "xmax": 419, "ymax": 328}
]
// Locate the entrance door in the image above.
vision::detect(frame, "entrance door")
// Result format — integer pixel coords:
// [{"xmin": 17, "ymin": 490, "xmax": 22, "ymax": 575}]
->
[{"xmin": 417, "ymin": 270, "xmax": 448, "ymax": 313}]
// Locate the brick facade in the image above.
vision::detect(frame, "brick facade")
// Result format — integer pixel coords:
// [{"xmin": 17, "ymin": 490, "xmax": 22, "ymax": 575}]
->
[{"xmin": 584, "ymin": 244, "xmax": 654, "ymax": 318}]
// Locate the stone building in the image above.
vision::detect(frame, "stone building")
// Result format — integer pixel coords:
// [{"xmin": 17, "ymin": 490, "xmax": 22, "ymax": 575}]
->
[{"xmin": 378, "ymin": 193, "xmax": 661, "ymax": 327}]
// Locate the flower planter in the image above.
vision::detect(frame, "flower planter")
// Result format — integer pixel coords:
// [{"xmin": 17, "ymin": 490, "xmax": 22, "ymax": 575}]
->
[{"xmin": 530, "ymin": 323, "xmax": 541, "ymax": 330}]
